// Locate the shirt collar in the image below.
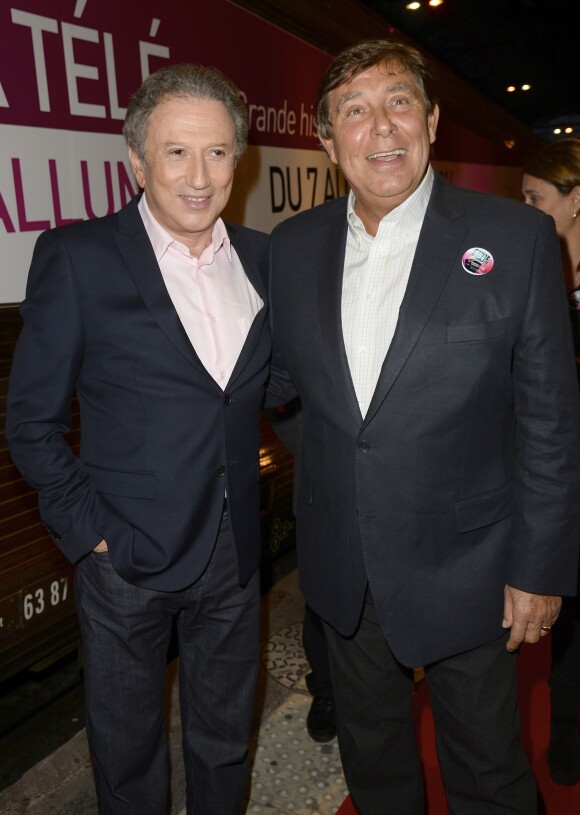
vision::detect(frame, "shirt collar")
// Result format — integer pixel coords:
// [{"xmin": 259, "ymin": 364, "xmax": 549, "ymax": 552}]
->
[
  {"xmin": 138, "ymin": 193, "xmax": 232, "ymax": 263},
  {"xmin": 347, "ymin": 164, "xmax": 434, "ymax": 240}
]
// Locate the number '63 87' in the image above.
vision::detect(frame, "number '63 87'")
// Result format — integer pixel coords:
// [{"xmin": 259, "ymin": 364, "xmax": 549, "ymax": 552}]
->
[{"xmin": 23, "ymin": 577, "xmax": 69, "ymax": 621}]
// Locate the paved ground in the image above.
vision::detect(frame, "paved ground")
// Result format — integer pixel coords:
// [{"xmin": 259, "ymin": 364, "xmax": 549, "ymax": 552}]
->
[
  {"xmin": 0, "ymin": 569, "xmax": 348, "ymax": 815},
  {"xmin": 0, "ymin": 654, "xmax": 85, "ymax": 791}
]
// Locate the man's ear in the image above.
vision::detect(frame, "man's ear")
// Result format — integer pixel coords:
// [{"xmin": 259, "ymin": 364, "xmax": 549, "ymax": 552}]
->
[
  {"xmin": 320, "ymin": 135, "xmax": 337, "ymax": 165},
  {"xmin": 128, "ymin": 147, "xmax": 146, "ymax": 189},
  {"xmin": 428, "ymin": 104, "xmax": 440, "ymax": 145}
]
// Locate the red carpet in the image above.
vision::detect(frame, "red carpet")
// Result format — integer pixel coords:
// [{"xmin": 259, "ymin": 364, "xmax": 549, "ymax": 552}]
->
[{"xmin": 337, "ymin": 635, "xmax": 580, "ymax": 814}]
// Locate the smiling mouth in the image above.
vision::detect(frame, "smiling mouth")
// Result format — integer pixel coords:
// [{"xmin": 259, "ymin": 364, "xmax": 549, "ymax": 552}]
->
[
  {"xmin": 181, "ymin": 194, "xmax": 211, "ymax": 205},
  {"xmin": 367, "ymin": 149, "xmax": 405, "ymax": 161}
]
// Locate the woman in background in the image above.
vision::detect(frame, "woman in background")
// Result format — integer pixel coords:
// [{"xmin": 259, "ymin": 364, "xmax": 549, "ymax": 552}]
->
[{"xmin": 523, "ymin": 138, "xmax": 580, "ymax": 786}]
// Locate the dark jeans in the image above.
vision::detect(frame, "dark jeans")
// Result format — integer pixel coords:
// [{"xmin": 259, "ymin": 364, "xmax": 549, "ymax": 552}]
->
[
  {"xmin": 323, "ymin": 589, "xmax": 537, "ymax": 815},
  {"xmin": 75, "ymin": 516, "xmax": 260, "ymax": 815}
]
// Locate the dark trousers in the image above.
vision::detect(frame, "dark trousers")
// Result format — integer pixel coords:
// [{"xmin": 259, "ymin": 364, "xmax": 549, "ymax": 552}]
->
[
  {"xmin": 323, "ymin": 590, "xmax": 537, "ymax": 815},
  {"xmin": 550, "ymin": 590, "xmax": 580, "ymax": 719},
  {"xmin": 74, "ymin": 515, "xmax": 260, "ymax": 815},
  {"xmin": 303, "ymin": 604, "xmax": 333, "ymax": 698}
]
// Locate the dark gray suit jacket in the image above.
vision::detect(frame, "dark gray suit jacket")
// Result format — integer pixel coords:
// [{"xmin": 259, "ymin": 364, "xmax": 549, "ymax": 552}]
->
[
  {"xmin": 269, "ymin": 171, "xmax": 580, "ymax": 666},
  {"xmin": 7, "ymin": 197, "xmax": 270, "ymax": 591}
]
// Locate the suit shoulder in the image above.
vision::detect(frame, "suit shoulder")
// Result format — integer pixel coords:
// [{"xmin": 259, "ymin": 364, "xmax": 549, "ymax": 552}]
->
[
  {"xmin": 272, "ymin": 196, "xmax": 347, "ymax": 240},
  {"xmin": 226, "ymin": 224, "xmax": 269, "ymax": 267},
  {"xmin": 226, "ymin": 222, "xmax": 268, "ymax": 247},
  {"xmin": 446, "ymin": 182, "xmax": 548, "ymax": 228},
  {"xmin": 35, "ymin": 198, "xmax": 137, "ymax": 249}
]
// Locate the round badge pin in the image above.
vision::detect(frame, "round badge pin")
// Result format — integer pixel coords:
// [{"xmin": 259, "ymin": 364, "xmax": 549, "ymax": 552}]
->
[
  {"xmin": 462, "ymin": 247, "xmax": 494, "ymax": 276},
  {"xmin": 568, "ymin": 290, "xmax": 580, "ymax": 311}
]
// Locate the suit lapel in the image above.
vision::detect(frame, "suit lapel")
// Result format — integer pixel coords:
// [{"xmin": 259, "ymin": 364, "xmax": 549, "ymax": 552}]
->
[
  {"xmin": 363, "ymin": 174, "xmax": 468, "ymax": 426},
  {"xmin": 226, "ymin": 224, "xmax": 268, "ymax": 387},
  {"xmin": 114, "ymin": 203, "xmax": 267, "ymax": 388},
  {"xmin": 114, "ymin": 199, "xmax": 212, "ymax": 375},
  {"xmin": 317, "ymin": 201, "xmax": 363, "ymax": 425},
  {"xmin": 227, "ymin": 222, "xmax": 267, "ymax": 300}
]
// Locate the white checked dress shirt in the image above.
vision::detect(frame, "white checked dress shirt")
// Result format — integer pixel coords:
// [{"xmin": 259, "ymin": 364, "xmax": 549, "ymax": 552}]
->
[
  {"xmin": 341, "ymin": 166, "xmax": 434, "ymax": 417},
  {"xmin": 138, "ymin": 195, "xmax": 263, "ymax": 388}
]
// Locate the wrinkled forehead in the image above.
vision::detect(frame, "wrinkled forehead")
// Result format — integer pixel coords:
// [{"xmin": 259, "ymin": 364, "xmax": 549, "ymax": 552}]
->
[
  {"xmin": 356, "ymin": 58, "xmax": 409, "ymax": 81},
  {"xmin": 331, "ymin": 60, "xmax": 422, "ymax": 103}
]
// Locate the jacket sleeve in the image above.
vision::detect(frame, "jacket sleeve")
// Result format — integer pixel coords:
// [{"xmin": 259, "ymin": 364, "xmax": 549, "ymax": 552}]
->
[
  {"xmin": 510, "ymin": 215, "xmax": 580, "ymax": 595},
  {"xmin": 265, "ymin": 232, "xmax": 298, "ymax": 408},
  {"xmin": 6, "ymin": 229, "xmax": 120, "ymax": 563}
]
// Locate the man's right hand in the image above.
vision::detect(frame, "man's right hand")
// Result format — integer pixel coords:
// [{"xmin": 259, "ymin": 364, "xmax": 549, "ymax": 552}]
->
[{"xmin": 93, "ymin": 539, "xmax": 108, "ymax": 552}]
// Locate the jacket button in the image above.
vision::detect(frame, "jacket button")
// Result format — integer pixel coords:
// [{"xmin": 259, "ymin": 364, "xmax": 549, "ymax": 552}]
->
[
  {"xmin": 359, "ymin": 440, "xmax": 370, "ymax": 452},
  {"xmin": 224, "ymin": 394, "xmax": 232, "ymax": 406},
  {"xmin": 42, "ymin": 520, "xmax": 61, "ymax": 540},
  {"xmin": 215, "ymin": 465, "xmax": 225, "ymax": 477}
]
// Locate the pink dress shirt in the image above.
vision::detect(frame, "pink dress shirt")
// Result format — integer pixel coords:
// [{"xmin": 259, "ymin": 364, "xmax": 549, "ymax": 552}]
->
[{"xmin": 138, "ymin": 195, "xmax": 263, "ymax": 388}]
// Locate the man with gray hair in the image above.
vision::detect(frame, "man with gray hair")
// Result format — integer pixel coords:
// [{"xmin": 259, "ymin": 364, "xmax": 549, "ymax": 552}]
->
[{"xmin": 7, "ymin": 64, "xmax": 270, "ymax": 814}]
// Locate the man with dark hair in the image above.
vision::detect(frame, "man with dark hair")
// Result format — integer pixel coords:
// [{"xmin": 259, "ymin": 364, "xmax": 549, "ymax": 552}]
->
[
  {"xmin": 268, "ymin": 39, "xmax": 580, "ymax": 813},
  {"xmin": 7, "ymin": 64, "xmax": 270, "ymax": 814}
]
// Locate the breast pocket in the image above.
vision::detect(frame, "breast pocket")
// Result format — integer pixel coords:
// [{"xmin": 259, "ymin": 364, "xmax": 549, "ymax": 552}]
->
[{"xmin": 446, "ymin": 316, "xmax": 510, "ymax": 344}]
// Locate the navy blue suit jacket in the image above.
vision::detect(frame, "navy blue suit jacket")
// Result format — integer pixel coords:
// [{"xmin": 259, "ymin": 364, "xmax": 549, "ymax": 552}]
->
[
  {"xmin": 269, "ymin": 171, "xmax": 580, "ymax": 666},
  {"xmin": 7, "ymin": 197, "xmax": 270, "ymax": 590}
]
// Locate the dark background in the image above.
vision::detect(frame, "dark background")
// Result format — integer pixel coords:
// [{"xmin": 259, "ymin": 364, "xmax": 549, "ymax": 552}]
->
[{"xmin": 359, "ymin": 0, "xmax": 579, "ymax": 140}]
